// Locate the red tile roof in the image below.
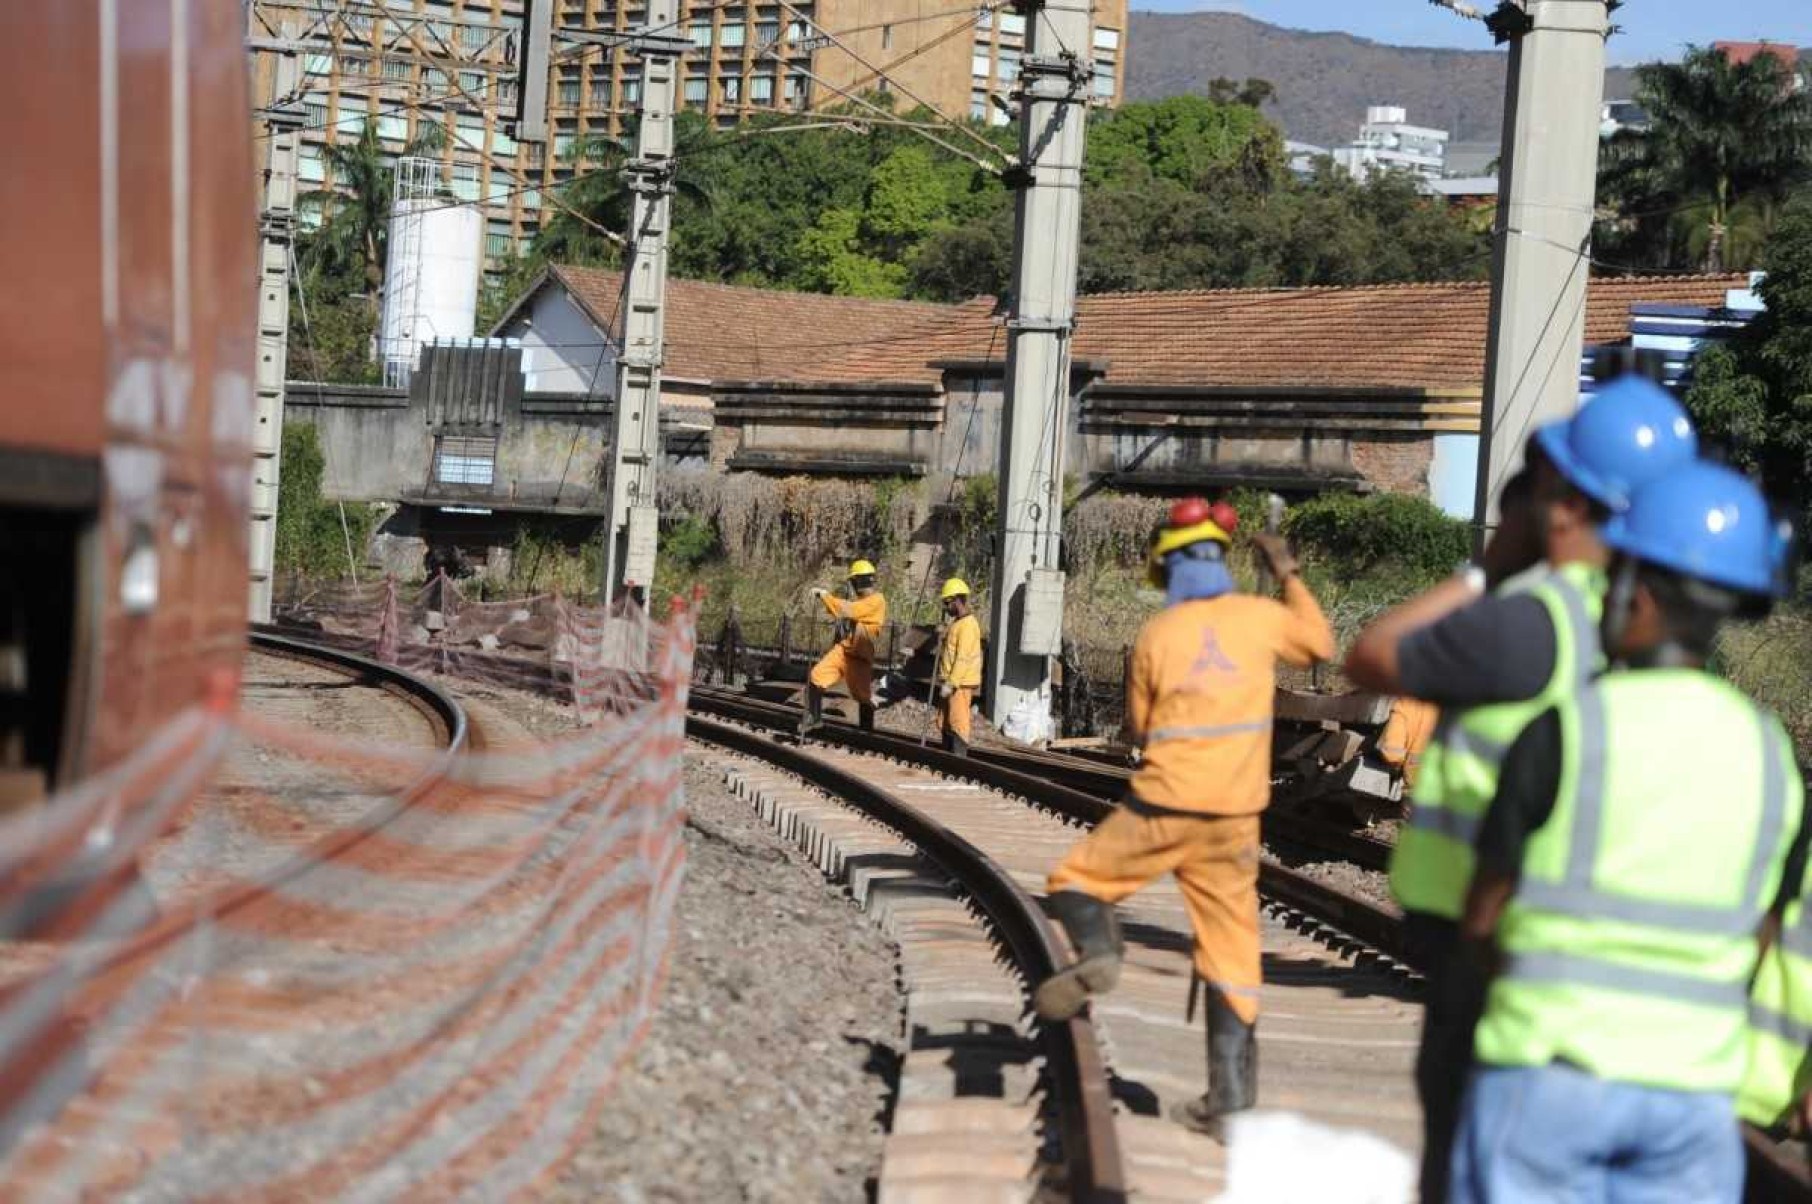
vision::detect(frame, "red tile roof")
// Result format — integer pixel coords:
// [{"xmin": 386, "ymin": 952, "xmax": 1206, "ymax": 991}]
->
[
  {"xmin": 546, "ymin": 265, "xmax": 960, "ymax": 384},
  {"xmin": 1714, "ymin": 41, "xmax": 1801, "ymax": 71},
  {"xmin": 810, "ymin": 274, "xmax": 1750, "ymax": 393},
  {"xmin": 521, "ymin": 264, "xmax": 1748, "ymax": 394}
]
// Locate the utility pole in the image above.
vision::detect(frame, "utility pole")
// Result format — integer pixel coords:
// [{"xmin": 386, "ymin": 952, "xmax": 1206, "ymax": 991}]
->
[
  {"xmin": 1473, "ymin": 0, "xmax": 1611, "ymax": 534},
  {"xmin": 984, "ymin": 0, "xmax": 1093, "ymax": 732},
  {"xmin": 515, "ymin": 0, "xmax": 686, "ymax": 604},
  {"xmin": 248, "ymin": 20, "xmax": 305, "ymax": 622}
]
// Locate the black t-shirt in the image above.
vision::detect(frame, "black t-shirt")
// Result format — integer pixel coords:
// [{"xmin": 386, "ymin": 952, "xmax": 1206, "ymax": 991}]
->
[
  {"xmin": 1476, "ymin": 700, "xmax": 1812, "ymax": 911},
  {"xmin": 1397, "ymin": 593, "xmax": 1560, "ymax": 708}
]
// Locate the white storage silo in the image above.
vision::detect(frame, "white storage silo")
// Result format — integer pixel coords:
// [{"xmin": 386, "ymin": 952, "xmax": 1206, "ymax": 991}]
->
[{"xmin": 380, "ymin": 157, "xmax": 482, "ymax": 387}]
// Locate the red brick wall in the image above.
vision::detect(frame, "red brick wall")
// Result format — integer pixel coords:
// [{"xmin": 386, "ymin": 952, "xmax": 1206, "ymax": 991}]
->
[{"xmin": 1351, "ymin": 435, "xmax": 1433, "ymax": 496}]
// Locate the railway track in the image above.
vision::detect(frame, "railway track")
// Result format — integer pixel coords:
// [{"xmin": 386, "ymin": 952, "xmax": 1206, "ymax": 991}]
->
[{"xmin": 243, "ymin": 633, "xmax": 1812, "ymax": 1201}]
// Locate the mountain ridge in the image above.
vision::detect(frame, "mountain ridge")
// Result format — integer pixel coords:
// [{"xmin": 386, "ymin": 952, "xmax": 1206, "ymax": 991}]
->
[{"xmin": 1125, "ymin": 11, "xmax": 1639, "ymax": 152}]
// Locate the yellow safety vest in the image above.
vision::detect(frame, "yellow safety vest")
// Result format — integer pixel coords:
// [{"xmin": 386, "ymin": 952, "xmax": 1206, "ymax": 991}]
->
[
  {"xmin": 1389, "ymin": 563, "xmax": 1604, "ymax": 921},
  {"xmin": 1740, "ymin": 900, "xmax": 1812, "ymax": 1128},
  {"xmin": 1475, "ymin": 671, "xmax": 1802, "ymax": 1094}
]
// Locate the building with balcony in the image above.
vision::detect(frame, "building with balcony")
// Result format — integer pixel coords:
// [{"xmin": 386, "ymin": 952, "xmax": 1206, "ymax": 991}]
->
[
  {"xmin": 1330, "ymin": 105, "xmax": 1448, "ymax": 182},
  {"xmin": 251, "ymin": 0, "xmax": 1126, "ymax": 286}
]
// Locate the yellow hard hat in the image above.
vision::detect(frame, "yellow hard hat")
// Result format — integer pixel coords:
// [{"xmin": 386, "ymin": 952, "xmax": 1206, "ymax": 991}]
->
[
  {"xmin": 1146, "ymin": 517, "xmax": 1232, "ymax": 588},
  {"xmin": 848, "ymin": 559, "xmax": 877, "ymax": 578},
  {"xmin": 939, "ymin": 577, "xmax": 971, "ymax": 600}
]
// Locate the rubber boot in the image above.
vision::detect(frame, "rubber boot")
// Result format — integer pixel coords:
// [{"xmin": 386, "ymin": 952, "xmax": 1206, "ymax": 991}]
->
[
  {"xmin": 797, "ymin": 685, "xmax": 824, "ymax": 735},
  {"xmin": 858, "ymin": 703, "xmax": 875, "ymax": 732},
  {"xmin": 1033, "ymin": 891, "xmax": 1124, "ymax": 1020},
  {"xmin": 1171, "ymin": 986, "xmax": 1258, "ymax": 1139}
]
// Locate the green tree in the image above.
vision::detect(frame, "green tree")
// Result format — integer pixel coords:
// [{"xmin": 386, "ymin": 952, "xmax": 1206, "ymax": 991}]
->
[
  {"xmin": 299, "ymin": 118, "xmax": 446, "ymax": 310},
  {"xmin": 1600, "ymin": 45, "xmax": 1812, "ymax": 272},
  {"xmin": 1686, "ymin": 197, "xmax": 1812, "ymax": 508}
]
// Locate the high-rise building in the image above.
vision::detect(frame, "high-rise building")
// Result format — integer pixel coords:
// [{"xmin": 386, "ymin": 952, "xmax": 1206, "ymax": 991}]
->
[
  {"xmin": 249, "ymin": 0, "xmax": 1127, "ymax": 285},
  {"xmin": 1330, "ymin": 105, "xmax": 1448, "ymax": 183}
]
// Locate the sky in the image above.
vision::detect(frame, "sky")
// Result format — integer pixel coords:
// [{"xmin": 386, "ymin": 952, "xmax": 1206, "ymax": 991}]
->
[{"xmin": 1133, "ymin": 1, "xmax": 1812, "ymax": 66}]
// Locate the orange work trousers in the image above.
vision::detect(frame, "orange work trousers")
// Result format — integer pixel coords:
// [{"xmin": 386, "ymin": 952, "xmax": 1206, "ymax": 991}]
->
[
  {"xmin": 1048, "ymin": 806, "xmax": 1263, "ymax": 1023},
  {"xmin": 937, "ymin": 686, "xmax": 974, "ymax": 743},
  {"xmin": 808, "ymin": 643, "xmax": 874, "ymax": 704}
]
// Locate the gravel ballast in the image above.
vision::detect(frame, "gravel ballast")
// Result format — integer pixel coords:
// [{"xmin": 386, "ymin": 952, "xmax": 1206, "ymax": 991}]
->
[{"xmin": 551, "ymin": 754, "xmax": 903, "ymax": 1202}]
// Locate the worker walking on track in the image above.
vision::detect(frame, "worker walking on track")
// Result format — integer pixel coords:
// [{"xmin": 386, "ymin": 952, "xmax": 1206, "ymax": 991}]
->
[
  {"xmin": 1450, "ymin": 462, "xmax": 1803, "ymax": 1203},
  {"xmin": 1032, "ymin": 498, "xmax": 1334, "ymax": 1138},
  {"xmin": 799, "ymin": 560, "xmax": 887, "ymax": 735},
  {"xmin": 935, "ymin": 578, "xmax": 983, "ymax": 756},
  {"xmin": 1345, "ymin": 374, "xmax": 1700, "ymax": 1204}
]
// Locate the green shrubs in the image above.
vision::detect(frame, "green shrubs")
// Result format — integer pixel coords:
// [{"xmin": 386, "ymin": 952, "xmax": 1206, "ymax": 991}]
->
[
  {"xmin": 274, "ymin": 423, "xmax": 375, "ymax": 579},
  {"xmin": 1284, "ymin": 492, "xmax": 1470, "ymax": 581}
]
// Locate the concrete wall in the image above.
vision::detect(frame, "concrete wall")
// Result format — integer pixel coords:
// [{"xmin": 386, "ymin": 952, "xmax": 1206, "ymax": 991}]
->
[{"xmin": 501, "ymin": 288, "xmax": 616, "ymax": 396}]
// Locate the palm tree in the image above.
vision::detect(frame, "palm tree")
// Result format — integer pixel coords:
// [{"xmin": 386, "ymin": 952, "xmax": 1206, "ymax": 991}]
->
[
  {"xmin": 1601, "ymin": 45, "xmax": 1812, "ymax": 272},
  {"xmin": 299, "ymin": 117, "xmax": 447, "ymax": 310}
]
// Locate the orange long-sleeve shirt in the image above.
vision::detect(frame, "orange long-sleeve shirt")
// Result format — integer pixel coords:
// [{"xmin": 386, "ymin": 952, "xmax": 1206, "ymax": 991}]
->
[
  {"xmin": 821, "ymin": 590, "xmax": 887, "ymax": 660},
  {"xmin": 1125, "ymin": 578, "xmax": 1334, "ymax": 815},
  {"xmin": 1378, "ymin": 696, "xmax": 1439, "ymax": 789}
]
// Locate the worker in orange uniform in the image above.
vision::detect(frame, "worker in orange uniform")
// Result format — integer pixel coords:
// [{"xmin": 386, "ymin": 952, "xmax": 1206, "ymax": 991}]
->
[
  {"xmin": 1032, "ymin": 498, "xmax": 1335, "ymax": 1137},
  {"xmin": 935, "ymin": 578, "xmax": 983, "ymax": 756},
  {"xmin": 799, "ymin": 559, "xmax": 887, "ymax": 735},
  {"xmin": 1379, "ymin": 696, "xmax": 1439, "ymax": 791}
]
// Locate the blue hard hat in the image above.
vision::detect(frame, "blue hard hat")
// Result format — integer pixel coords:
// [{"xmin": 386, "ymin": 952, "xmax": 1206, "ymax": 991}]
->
[
  {"xmin": 1600, "ymin": 462, "xmax": 1790, "ymax": 597},
  {"xmin": 1532, "ymin": 376, "xmax": 1698, "ymax": 510}
]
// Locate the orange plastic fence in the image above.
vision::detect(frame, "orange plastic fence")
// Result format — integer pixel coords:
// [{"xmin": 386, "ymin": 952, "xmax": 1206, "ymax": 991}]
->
[{"xmin": 0, "ymin": 593, "xmax": 696, "ymax": 1199}]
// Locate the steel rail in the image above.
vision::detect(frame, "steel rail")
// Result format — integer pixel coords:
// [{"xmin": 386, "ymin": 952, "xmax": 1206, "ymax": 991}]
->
[{"xmin": 686, "ymin": 713, "xmax": 1128, "ymax": 1203}]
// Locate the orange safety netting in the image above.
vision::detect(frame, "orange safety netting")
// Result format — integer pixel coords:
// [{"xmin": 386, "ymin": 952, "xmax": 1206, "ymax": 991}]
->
[{"xmin": 0, "ymin": 594, "xmax": 696, "ymax": 1199}]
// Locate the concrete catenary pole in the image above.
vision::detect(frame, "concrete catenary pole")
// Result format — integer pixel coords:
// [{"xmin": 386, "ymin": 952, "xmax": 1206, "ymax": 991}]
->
[
  {"xmin": 600, "ymin": 3, "xmax": 687, "ymax": 605},
  {"xmin": 247, "ymin": 21, "xmax": 305, "ymax": 622},
  {"xmin": 984, "ymin": 0, "xmax": 1094, "ymax": 731},
  {"xmin": 1473, "ymin": 0, "xmax": 1611, "ymax": 535}
]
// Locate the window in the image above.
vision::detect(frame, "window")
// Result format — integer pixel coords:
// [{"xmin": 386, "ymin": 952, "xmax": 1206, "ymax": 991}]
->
[
  {"xmin": 721, "ymin": 76, "xmax": 741, "ymax": 103},
  {"xmin": 751, "ymin": 74, "xmax": 774, "ymax": 102},
  {"xmin": 303, "ymin": 53, "xmax": 332, "ymax": 77},
  {"xmin": 720, "ymin": 21, "xmax": 746, "ymax": 48},
  {"xmin": 553, "ymin": 132, "xmax": 576, "ymax": 160},
  {"xmin": 377, "ymin": 110, "xmax": 408, "ymax": 141},
  {"xmin": 299, "ymin": 145, "xmax": 325, "ymax": 183},
  {"xmin": 756, "ymin": 19, "xmax": 779, "ymax": 46},
  {"xmin": 487, "ymin": 172, "xmax": 512, "ymax": 205},
  {"xmin": 558, "ymin": 80, "xmax": 581, "ymax": 106},
  {"xmin": 971, "ymin": 96, "xmax": 987, "ymax": 121},
  {"xmin": 452, "ymin": 162, "xmax": 480, "ymax": 201},
  {"xmin": 784, "ymin": 74, "xmax": 807, "ymax": 105},
  {"xmin": 383, "ymin": 57, "xmax": 411, "ymax": 81},
  {"xmin": 684, "ymin": 77, "xmax": 708, "ymax": 104},
  {"xmin": 522, "ymin": 188, "xmax": 541, "ymax": 210},
  {"xmin": 976, "ymin": 9, "xmax": 991, "ymax": 28},
  {"xmin": 424, "ymin": 68, "xmax": 448, "ymax": 90},
  {"xmin": 305, "ymin": 97, "xmax": 329, "ymax": 129},
  {"xmin": 461, "ymin": 24, "xmax": 488, "ymax": 50},
  {"xmin": 1092, "ymin": 64, "xmax": 1115, "ymax": 98},
  {"xmin": 997, "ymin": 49, "xmax": 1019, "ymax": 83},
  {"xmin": 457, "ymin": 113, "xmax": 486, "ymax": 150},
  {"xmin": 1093, "ymin": 26, "xmax": 1120, "ymax": 50},
  {"xmin": 786, "ymin": 19, "xmax": 807, "ymax": 43},
  {"xmin": 493, "ymin": 127, "xmax": 517, "ymax": 155},
  {"xmin": 497, "ymin": 79, "xmax": 518, "ymax": 105},
  {"xmin": 461, "ymin": 71, "xmax": 485, "ymax": 96},
  {"xmin": 336, "ymin": 96, "xmax": 369, "ymax": 133},
  {"xmin": 882, "ymin": 24, "xmax": 892, "ymax": 49},
  {"xmin": 972, "ymin": 52, "xmax": 990, "ymax": 78},
  {"xmin": 999, "ymin": 12, "xmax": 1025, "ymax": 36},
  {"xmin": 623, "ymin": 77, "xmax": 643, "ymax": 104},
  {"xmin": 341, "ymin": 54, "xmax": 371, "ymax": 77},
  {"xmin": 434, "ymin": 436, "xmax": 496, "ymax": 487},
  {"xmin": 485, "ymin": 221, "xmax": 513, "ymax": 258},
  {"xmin": 590, "ymin": 79, "xmax": 610, "ymax": 106},
  {"xmin": 689, "ymin": 20, "xmax": 713, "ymax": 46}
]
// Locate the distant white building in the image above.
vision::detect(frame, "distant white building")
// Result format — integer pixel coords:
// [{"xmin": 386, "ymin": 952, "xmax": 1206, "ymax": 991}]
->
[
  {"xmin": 1284, "ymin": 140, "xmax": 1330, "ymax": 179},
  {"xmin": 1600, "ymin": 99, "xmax": 1650, "ymax": 139},
  {"xmin": 1331, "ymin": 106, "xmax": 1449, "ymax": 182}
]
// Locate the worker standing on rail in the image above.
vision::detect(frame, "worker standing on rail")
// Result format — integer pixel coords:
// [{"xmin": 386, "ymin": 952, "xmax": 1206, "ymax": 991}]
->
[
  {"xmin": 1378, "ymin": 696, "xmax": 1439, "ymax": 791},
  {"xmin": 1450, "ymin": 462, "xmax": 1804, "ymax": 1203},
  {"xmin": 1344, "ymin": 375, "xmax": 1700, "ymax": 1204},
  {"xmin": 1031, "ymin": 498, "xmax": 1334, "ymax": 1138},
  {"xmin": 799, "ymin": 559, "xmax": 887, "ymax": 735},
  {"xmin": 935, "ymin": 578, "xmax": 983, "ymax": 756}
]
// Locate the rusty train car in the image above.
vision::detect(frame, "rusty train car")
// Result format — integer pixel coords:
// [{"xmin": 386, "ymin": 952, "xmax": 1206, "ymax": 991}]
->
[{"xmin": 0, "ymin": 3, "xmax": 258, "ymax": 818}]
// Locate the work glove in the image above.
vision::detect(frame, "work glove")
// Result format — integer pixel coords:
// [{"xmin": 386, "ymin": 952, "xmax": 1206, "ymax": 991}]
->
[
  {"xmin": 938, "ymin": 683, "xmax": 954, "ymax": 700},
  {"xmin": 810, "ymin": 587, "xmax": 827, "ymax": 601}
]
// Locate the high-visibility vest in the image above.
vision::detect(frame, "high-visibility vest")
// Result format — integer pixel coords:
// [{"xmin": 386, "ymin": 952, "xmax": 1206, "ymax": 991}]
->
[
  {"xmin": 1388, "ymin": 562, "xmax": 1605, "ymax": 921},
  {"xmin": 1474, "ymin": 671, "xmax": 1802, "ymax": 1094},
  {"xmin": 1740, "ymin": 901, "xmax": 1812, "ymax": 1127}
]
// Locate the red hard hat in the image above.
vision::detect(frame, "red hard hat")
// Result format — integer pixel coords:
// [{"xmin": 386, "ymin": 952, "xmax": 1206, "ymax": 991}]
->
[
  {"xmin": 1208, "ymin": 500, "xmax": 1239, "ymax": 535},
  {"xmin": 1168, "ymin": 497, "xmax": 1211, "ymax": 529}
]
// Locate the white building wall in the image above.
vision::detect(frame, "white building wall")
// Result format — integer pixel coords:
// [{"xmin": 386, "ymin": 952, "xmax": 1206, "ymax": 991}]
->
[{"xmin": 501, "ymin": 287, "xmax": 617, "ymax": 396}]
